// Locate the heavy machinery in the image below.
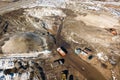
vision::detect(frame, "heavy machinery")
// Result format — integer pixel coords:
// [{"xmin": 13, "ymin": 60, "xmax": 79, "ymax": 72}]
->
[{"xmin": 57, "ymin": 47, "xmax": 68, "ymax": 57}]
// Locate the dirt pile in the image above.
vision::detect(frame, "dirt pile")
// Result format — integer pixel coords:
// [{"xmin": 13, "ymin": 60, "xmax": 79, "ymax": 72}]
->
[{"xmin": 2, "ymin": 32, "xmax": 45, "ymax": 54}]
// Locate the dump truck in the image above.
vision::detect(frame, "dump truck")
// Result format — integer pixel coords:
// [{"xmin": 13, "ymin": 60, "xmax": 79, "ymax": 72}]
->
[
  {"xmin": 61, "ymin": 73, "xmax": 67, "ymax": 80},
  {"xmin": 57, "ymin": 47, "xmax": 68, "ymax": 57}
]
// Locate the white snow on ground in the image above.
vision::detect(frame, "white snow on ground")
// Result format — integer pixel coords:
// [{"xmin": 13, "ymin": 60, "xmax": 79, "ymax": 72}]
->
[
  {"xmin": 25, "ymin": 15, "xmax": 54, "ymax": 30},
  {"xmin": 109, "ymin": 8, "xmax": 120, "ymax": 17},
  {"xmin": 0, "ymin": 71, "xmax": 30, "ymax": 80},
  {"xmin": 3, "ymin": 50, "xmax": 51, "ymax": 58},
  {"xmin": 0, "ymin": 0, "xmax": 68, "ymax": 14},
  {"xmin": 97, "ymin": 52, "xmax": 108, "ymax": 62},
  {"xmin": 20, "ymin": 72, "xmax": 30, "ymax": 80},
  {"xmin": 22, "ymin": 0, "xmax": 67, "ymax": 8},
  {"xmin": 24, "ymin": 7, "xmax": 66, "ymax": 19},
  {"xmin": 0, "ymin": 58, "xmax": 14, "ymax": 69},
  {"xmin": 93, "ymin": 2, "xmax": 120, "ymax": 6},
  {"xmin": 87, "ymin": 6, "xmax": 101, "ymax": 11},
  {"xmin": 82, "ymin": 1, "xmax": 120, "ymax": 17},
  {"xmin": 0, "ymin": 50, "xmax": 51, "ymax": 70},
  {"xmin": 82, "ymin": 1, "xmax": 120, "ymax": 6},
  {"xmin": 24, "ymin": 7, "xmax": 66, "ymax": 30}
]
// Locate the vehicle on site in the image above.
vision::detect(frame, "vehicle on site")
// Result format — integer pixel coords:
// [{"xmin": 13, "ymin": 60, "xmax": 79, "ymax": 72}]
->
[
  {"xmin": 105, "ymin": 28, "xmax": 117, "ymax": 35},
  {"xmin": 69, "ymin": 75, "xmax": 74, "ymax": 80},
  {"xmin": 51, "ymin": 58, "xmax": 65, "ymax": 68},
  {"xmin": 57, "ymin": 47, "xmax": 68, "ymax": 57},
  {"xmin": 83, "ymin": 47, "xmax": 92, "ymax": 54},
  {"xmin": 88, "ymin": 55, "xmax": 94, "ymax": 60},
  {"xmin": 61, "ymin": 70, "xmax": 68, "ymax": 80},
  {"xmin": 54, "ymin": 58, "xmax": 65, "ymax": 65},
  {"xmin": 61, "ymin": 73, "xmax": 66, "ymax": 80},
  {"xmin": 61, "ymin": 71, "xmax": 67, "ymax": 80}
]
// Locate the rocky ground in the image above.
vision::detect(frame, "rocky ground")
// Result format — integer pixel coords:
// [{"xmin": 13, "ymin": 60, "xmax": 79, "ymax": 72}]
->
[{"xmin": 0, "ymin": 0, "xmax": 120, "ymax": 80}]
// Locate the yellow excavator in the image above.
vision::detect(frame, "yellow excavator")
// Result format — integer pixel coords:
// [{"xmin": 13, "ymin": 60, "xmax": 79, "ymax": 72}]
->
[{"xmin": 61, "ymin": 71, "xmax": 67, "ymax": 80}]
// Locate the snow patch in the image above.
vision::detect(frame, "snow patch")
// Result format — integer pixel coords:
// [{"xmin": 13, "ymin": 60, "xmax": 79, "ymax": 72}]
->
[
  {"xmin": 110, "ymin": 9, "xmax": 120, "ymax": 17},
  {"xmin": 87, "ymin": 6, "xmax": 100, "ymax": 11},
  {"xmin": 0, "ymin": 58, "xmax": 14, "ymax": 69},
  {"xmin": 97, "ymin": 52, "xmax": 108, "ymax": 61},
  {"xmin": 22, "ymin": 0, "xmax": 67, "ymax": 8},
  {"xmin": 0, "ymin": 71, "xmax": 30, "ymax": 80},
  {"xmin": 3, "ymin": 50, "xmax": 51, "ymax": 58},
  {"xmin": 24, "ymin": 7, "xmax": 66, "ymax": 19},
  {"xmin": 82, "ymin": 2, "xmax": 120, "ymax": 6}
]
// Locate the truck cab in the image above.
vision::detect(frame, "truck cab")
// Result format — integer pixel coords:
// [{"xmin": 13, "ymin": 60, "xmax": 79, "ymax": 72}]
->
[{"xmin": 57, "ymin": 47, "xmax": 68, "ymax": 57}]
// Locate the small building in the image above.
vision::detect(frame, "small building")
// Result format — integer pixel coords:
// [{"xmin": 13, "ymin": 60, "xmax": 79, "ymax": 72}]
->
[
  {"xmin": 74, "ymin": 48, "xmax": 81, "ymax": 54},
  {"xmin": 74, "ymin": 48, "xmax": 87, "ymax": 56},
  {"xmin": 52, "ymin": 58, "xmax": 65, "ymax": 68},
  {"xmin": 74, "ymin": 48, "xmax": 93, "ymax": 60},
  {"xmin": 54, "ymin": 59, "xmax": 64, "ymax": 65}
]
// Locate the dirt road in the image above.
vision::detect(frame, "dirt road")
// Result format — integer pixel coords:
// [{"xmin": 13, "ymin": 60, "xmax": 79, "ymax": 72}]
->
[
  {"xmin": 56, "ymin": 32, "xmax": 106, "ymax": 80},
  {"xmin": 55, "ymin": 17, "xmax": 106, "ymax": 80},
  {"xmin": 64, "ymin": 51, "xmax": 106, "ymax": 80}
]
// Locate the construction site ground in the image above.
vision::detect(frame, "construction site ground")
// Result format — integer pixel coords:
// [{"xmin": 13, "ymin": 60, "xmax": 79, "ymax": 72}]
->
[{"xmin": 0, "ymin": 0, "xmax": 120, "ymax": 80}]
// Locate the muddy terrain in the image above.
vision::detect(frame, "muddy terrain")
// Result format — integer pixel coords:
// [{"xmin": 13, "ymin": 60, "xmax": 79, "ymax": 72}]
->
[{"xmin": 0, "ymin": 0, "xmax": 120, "ymax": 80}]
